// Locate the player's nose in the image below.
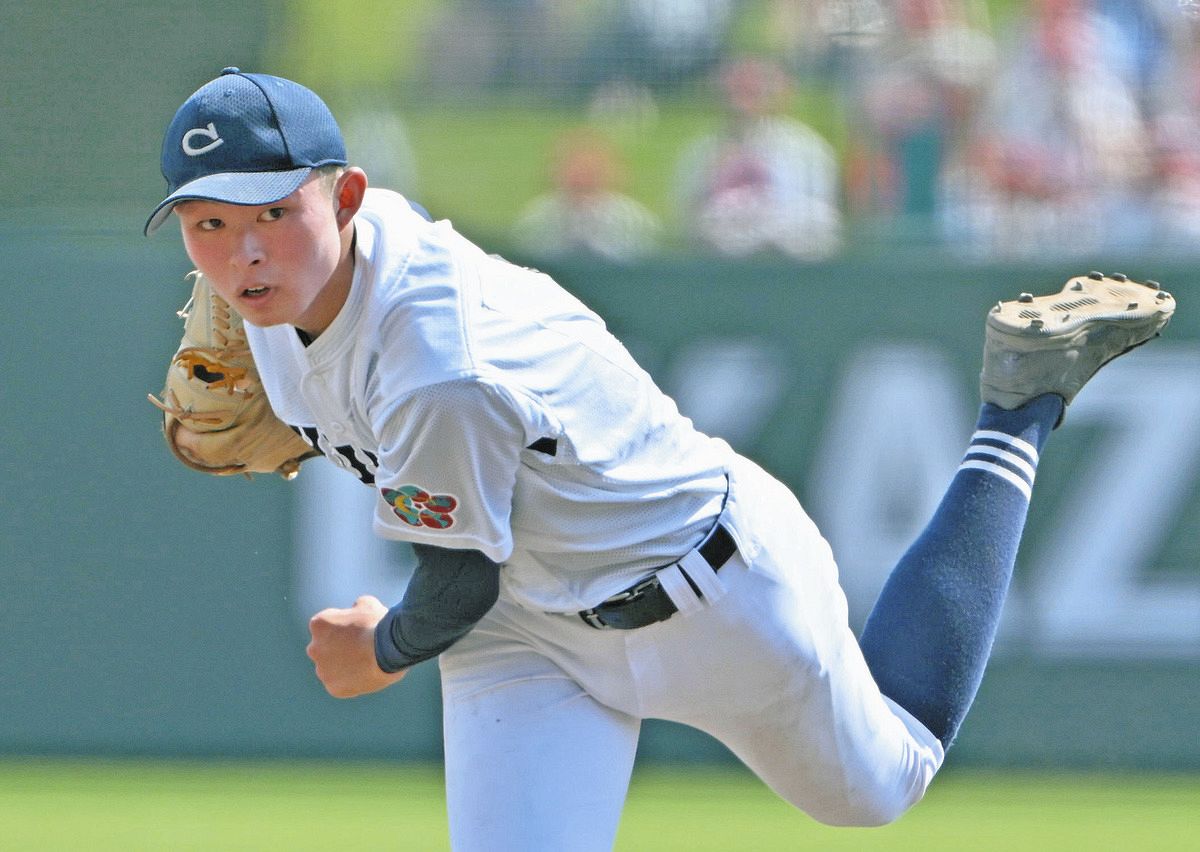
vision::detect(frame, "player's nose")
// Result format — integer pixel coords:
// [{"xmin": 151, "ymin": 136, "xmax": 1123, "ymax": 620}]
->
[{"xmin": 230, "ymin": 230, "xmax": 266, "ymax": 268}]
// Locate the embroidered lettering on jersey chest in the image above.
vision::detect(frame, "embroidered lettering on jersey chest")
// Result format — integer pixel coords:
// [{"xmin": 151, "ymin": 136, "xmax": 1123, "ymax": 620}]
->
[{"xmin": 289, "ymin": 425, "xmax": 379, "ymax": 484}]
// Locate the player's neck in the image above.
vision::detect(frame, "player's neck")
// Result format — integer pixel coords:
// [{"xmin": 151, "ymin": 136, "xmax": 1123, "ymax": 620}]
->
[{"xmin": 295, "ymin": 226, "xmax": 357, "ymax": 341}]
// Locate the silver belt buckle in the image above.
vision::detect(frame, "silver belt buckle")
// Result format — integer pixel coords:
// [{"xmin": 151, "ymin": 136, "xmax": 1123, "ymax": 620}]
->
[
  {"xmin": 581, "ymin": 609, "xmax": 608, "ymax": 629},
  {"xmin": 606, "ymin": 574, "xmax": 660, "ymax": 604},
  {"xmin": 581, "ymin": 574, "xmax": 662, "ymax": 628}
]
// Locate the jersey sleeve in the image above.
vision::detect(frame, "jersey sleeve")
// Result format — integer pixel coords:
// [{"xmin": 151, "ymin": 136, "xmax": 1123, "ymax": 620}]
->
[{"xmin": 369, "ymin": 378, "xmax": 534, "ymax": 562}]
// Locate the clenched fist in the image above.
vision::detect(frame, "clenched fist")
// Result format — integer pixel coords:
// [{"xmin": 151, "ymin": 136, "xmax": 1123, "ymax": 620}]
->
[{"xmin": 307, "ymin": 595, "xmax": 408, "ymax": 698}]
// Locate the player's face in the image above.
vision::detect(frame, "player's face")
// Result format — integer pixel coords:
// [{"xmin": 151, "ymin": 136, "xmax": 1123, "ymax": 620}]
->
[{"xmin": 175, "ymin": 174, "xmax": 351, "ymax": 333}]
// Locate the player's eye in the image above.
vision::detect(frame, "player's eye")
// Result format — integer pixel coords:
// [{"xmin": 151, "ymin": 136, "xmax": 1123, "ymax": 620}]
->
[
  {"xmin": 260, "ymin": 207, "xmax": 286, "ymax": 222},
  {"xmin": 197, "ymin": 218, "xmax": 223, "ymax": 231}
]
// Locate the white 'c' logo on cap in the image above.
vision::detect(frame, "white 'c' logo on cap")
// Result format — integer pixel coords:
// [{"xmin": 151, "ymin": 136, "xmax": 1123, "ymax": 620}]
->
[{"xmin": 182, "ymin": 123, "xmax": 225, "ymax": 157}]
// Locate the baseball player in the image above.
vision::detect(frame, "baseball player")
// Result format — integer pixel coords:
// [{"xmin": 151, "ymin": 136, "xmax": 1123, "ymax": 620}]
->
[{"xmin": 146, "ymin": 69, "xmax": 1174, "ymax": 851}]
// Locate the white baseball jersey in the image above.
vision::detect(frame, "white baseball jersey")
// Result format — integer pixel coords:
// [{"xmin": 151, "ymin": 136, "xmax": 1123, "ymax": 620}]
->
[{"xmin": 247, "ymin": 188, "xmax": 731, "ymax": 611}]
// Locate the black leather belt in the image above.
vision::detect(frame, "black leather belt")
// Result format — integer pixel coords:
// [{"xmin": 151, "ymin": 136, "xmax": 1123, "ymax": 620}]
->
[{"xmin": 579, "ymin": 524, "xmax": 737, "ymax": 629}]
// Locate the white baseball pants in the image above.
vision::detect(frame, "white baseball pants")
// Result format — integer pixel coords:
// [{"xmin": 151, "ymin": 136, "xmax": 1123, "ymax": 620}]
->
[{"xmin": 439, "ymin": 454, "xmax": 943, "ymax": 851}]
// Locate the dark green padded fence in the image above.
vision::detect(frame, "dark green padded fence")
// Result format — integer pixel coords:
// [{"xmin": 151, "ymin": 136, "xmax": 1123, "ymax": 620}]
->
[{"xmin": 2, "ymin": 227, "xmax": 1196, "ymax": 768}]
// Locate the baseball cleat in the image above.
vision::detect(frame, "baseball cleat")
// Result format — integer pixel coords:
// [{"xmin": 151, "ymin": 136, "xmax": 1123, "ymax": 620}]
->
[{"xmin": 980, "ymin": 272, "xmax": 1175, "ymax": 423}]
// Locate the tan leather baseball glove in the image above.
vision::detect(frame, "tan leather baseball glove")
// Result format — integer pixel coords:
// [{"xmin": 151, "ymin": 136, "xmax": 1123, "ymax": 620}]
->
[{"xmin": 148, "ymin": 272, "xmax": 319, "ymax": 479}]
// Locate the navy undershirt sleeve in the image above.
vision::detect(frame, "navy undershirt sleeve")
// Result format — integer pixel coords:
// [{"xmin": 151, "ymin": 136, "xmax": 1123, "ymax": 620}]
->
[{"xmin": 373, "ymin": 544, "xmax": 501, "ymax": 673}]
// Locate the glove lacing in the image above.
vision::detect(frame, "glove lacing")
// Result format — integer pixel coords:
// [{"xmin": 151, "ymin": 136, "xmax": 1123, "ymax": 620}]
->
[{"xmin": 147, "ymin": 288, "xmax": 256, "ymax": 425}]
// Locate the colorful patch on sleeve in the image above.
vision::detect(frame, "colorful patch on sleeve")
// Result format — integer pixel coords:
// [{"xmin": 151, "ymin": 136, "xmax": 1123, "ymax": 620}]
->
[{"xmin": 380, "ymin": 485, "xmax": 458, "ymax": 529}]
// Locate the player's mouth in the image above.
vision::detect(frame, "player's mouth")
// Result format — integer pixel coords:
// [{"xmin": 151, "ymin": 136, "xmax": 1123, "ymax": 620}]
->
[{"xmin": 242, "ymin": 285, "xmax": 271, "ymax": 299}]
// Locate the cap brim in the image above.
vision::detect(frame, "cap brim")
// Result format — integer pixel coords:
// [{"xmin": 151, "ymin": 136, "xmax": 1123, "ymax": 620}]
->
[{"xmin": 143, "ymin": 167, "xmax": 313, "ymax": 235}]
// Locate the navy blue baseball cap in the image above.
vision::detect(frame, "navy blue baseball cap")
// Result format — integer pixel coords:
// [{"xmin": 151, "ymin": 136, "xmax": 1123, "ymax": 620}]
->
[{"xmin": 145, "ymin": 67, "xmax": 347, "ymax": 235}]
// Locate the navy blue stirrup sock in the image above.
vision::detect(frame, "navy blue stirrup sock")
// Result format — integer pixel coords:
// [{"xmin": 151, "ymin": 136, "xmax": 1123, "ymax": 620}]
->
[{"xmin": 858, "ymin": 393, "xmax": 1063, "ymax": 747}]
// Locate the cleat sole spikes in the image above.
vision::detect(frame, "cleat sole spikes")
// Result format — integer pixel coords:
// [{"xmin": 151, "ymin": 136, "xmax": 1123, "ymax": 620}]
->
[{"xmin": 980, "ymin": 273, "xmax": 1176, "ymax": 425}]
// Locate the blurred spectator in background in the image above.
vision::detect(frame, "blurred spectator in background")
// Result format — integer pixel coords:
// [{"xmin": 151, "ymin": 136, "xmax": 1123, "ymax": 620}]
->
[
  {"xmin": 578, "ymin": 0, "xmax": 736, "ymax": 94},
  {"xmin": 767, "ymin": 0, "xmax": 891, "ymax": 78},
  {"xmin": 846, "ymin": 0, "xmax": 996, "ymax": 239},
  {"xmin": 1138, "ymin": 0, "xmax": 1200, "ymax": 253},
  {"xmin": 673, "ymin": 56, "xmax": 843, "ymax": 260},
  {"xmin": 424, "ymin": 0, "xmax": 736, "ymax": 99},
  {"xmin": 936, "ymin": 0, "xmax": 1200, "ymax": 259},
  {"xmin": 376, "ymin": 0, "xmax": 1200, "ymax": 257},
  {"xmin": 512, "ymin": 128, "xmax": 662, "ymax": 263},
  {"xmin": 1152, "ymin": 112, "xmax": 1200, "ymax": 245}
]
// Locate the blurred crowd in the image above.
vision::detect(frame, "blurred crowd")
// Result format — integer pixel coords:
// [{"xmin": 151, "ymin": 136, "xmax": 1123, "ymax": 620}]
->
[{"xmin": 345, "ymin": 0, "xmax": 1200, "ymax": 262}]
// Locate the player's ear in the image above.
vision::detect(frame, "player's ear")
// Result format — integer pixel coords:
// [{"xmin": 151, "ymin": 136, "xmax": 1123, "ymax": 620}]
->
[{"xmin": 333, "ymin": 167, "xmax": 368, "ymax": 228}]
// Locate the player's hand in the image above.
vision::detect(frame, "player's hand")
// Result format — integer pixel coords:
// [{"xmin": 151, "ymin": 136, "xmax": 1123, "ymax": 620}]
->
[{"xmin": 307, "ymin": 595, "xmax": 408, "ymax": 698}]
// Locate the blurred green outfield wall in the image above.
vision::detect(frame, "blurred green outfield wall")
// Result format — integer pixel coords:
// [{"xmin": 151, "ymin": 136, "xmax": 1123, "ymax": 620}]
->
[{"xmin": 1, "ymin": 225, "xmax": 1197, "ymax": 769}]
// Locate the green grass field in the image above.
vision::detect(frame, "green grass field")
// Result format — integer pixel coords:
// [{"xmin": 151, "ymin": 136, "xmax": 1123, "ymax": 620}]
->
[{"xmin": 1, "ymin": 760, "xmax": 1196, "ymax": 851}]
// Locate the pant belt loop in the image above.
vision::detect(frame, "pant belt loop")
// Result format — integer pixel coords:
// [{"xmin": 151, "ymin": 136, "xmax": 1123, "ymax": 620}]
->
[
  {"xmin": 656, "ymin": 564, "xmax": 706, "ymax": 615},
  {"xmin": 678, "ymin": 547, "xmax": 727, "ymax": 603}
]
